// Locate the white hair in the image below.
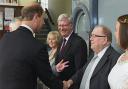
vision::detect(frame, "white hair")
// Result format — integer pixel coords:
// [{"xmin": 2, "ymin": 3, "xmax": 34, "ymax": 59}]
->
[{"xmin": 57, "ymin": 13, "xmax": 72, "ymax": 23}]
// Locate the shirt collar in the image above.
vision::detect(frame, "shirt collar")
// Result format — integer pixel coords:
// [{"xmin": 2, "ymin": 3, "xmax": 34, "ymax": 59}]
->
[
  {"xmin": 96, "ymin": 45, "xmax": 110, "ymax": 59},
  {"xmin": 64, "ymin": 31, "xmax": 73, "ymax": 41},
  {"xmin": 20, "ymin": 24, "xmax": 34, "ymax": 34}
]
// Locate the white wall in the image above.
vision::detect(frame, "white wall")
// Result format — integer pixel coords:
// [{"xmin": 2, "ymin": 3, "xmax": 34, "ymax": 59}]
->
[
  {"xmin": 48, "ymin": 0, "xmax": 71, "ymax": 30},
  {"xmin": 98, "ymin": 0, "xmax": 128, "ymax": 53},
  {"xmin": 65, "ymin": 0, "xmax": 72, "ymax": 15},
  {"xmin": 19, "ymin": 0, "xmax": 36, "ymax": 6}
]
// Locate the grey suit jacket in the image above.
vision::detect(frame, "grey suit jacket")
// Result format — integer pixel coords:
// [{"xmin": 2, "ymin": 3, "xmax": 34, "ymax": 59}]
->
[{"xmin": 71, "ymin": 46, "xmax": 120, "ymax": 89}]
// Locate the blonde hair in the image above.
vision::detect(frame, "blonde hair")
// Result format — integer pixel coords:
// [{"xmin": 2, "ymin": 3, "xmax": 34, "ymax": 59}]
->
[{"xmin": 47, "ymin": 31, "xmax": 61, "ymax": 45}]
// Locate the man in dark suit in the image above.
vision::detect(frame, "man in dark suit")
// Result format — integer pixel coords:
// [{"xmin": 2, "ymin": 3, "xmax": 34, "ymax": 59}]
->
[
  {"xmin": 0, "ymin": 3, "xmax": 63, "ymax": 89},
  {"xmin": 55, "ymin": 13, "xmax": 88, "ymax": 81},
  {"xmin": 64, "ymin": 25, "xmax": 120, "ymax": 89}
]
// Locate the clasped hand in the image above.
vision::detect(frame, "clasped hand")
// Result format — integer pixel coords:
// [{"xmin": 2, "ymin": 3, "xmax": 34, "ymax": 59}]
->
[{"xmin": 63, "ymin": 80, "xmax": 73, "ymax": 89}]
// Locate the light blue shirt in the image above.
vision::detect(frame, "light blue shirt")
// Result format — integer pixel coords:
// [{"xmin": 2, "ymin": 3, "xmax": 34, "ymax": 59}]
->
[{"xmin": 80, "ymin": 46, "xmax": 109, "ymax": 89}]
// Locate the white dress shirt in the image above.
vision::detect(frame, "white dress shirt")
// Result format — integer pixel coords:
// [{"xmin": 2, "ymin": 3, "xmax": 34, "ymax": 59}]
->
[
  {"xmin": 80, "ymin": 46, "xmax": 109, "ymax": 89},
  {"xmin": 20, "ymin": 24, "xmax": 35, "ymax": 37}
]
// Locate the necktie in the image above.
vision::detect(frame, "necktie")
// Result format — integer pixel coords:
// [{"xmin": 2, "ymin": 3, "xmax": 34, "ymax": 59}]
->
[
  {"xmin": 80, "ymin": 55, "xmax": 98, "ymax": 89},
  {"xmin": 60, "ymin": 38, "xmax": 66, "ymax": 52}
]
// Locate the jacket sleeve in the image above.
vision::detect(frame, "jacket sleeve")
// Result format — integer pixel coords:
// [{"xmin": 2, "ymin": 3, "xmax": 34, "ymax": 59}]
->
[
  {"xmin": 71, "ymin": 63, "xmax": 87, "ymax": 87},
  {"xmin": 34, "ymin": 46, "xmax": 63, "ymax": 89},
  {"xmin": 74, "ymin": 39, "xmax": 87, "ymax": 70}
]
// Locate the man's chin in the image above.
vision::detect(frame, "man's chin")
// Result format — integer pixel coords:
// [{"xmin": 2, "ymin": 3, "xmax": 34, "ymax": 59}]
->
[
  {"xmin": 91, "ymin": 46, "xmax": 95, "ymax": 51},
  {"xmin": 61, "ymin": 34, "xmax": 66, "ymax": 37}
]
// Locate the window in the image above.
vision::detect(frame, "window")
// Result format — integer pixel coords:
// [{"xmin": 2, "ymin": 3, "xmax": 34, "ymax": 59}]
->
[{"xmin": 39, "ymin": 0, "xmax": 48, "ymax": 10}]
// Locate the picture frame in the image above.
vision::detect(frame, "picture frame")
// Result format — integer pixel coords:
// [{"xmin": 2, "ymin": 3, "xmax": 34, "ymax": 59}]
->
[
  {"xmin": 5, "ymin": 0, "xmax": 18, "ymax": 5},
  {"xmin": 0, "ymin": 11, "xmax": 3, "ymax": 30}
]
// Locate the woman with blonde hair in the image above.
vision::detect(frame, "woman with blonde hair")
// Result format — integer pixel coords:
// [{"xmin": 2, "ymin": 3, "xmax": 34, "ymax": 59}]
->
[
  {"xmin": 38, "ymin": 31, "xmax": 69, "ymax": 89},
  {"xmin": 47, "ymin": 31, "xmax": 69, "ymax": 73},
  {"xmin": 47, "ymin": 31, "xmax": 61, "ymax": 72}
]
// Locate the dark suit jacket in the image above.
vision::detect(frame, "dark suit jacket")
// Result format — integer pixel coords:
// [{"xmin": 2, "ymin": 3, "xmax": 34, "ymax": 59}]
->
[
  {"xmin": 0, "ymin": 26, "xmax": 63, "ymax": 89},
  {"xmin": 55, "ymin": 32, "xmax": 87, "ymax": 80},
  {"xmin": 71, "ymin": 46, "xmax": 120, "ymax": 89}
]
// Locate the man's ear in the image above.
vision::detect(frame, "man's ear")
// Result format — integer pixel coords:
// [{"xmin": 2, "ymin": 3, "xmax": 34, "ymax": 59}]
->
[
  {"xmin": 103, "ymin": 37, "xmax": 108, "ymax": 45},
  {"xmin": 70, "ymin": 24, "xmax": 73, "ymax": 29},
  {"xmin": 33, "ymin": 14, "xmax": 38, "ymax": 21},
  {"xmin": 32, "ymin": 14, "xmax": 38, "ymax": 28}
]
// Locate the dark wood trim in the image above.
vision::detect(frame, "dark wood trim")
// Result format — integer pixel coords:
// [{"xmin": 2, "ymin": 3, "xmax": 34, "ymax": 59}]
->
[{"xmin": 90, "ymin": 0, "xmax": 98, "ymax": 30}]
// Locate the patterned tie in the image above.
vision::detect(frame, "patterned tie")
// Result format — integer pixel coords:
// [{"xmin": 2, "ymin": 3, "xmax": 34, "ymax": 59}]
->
[
  {"xmin": 60, "ymin": 38, "xmax": 66, "ymax": 52},
  {"xmin": 80, "ymin": 55, "xmax": 98, "ymax": 89}
]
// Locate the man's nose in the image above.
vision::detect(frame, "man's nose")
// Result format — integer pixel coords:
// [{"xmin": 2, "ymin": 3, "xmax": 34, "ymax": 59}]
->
[
  {"xmin": 60, "ymin": 26, "xmax": 63, "ymax": 30},
  {"xmin": 49, "ymin": 40, "xmax": 53, "ymax": 43},
  {"xmin": 90, "ymin": 36, "xmax": 93, "ymax": 40}
]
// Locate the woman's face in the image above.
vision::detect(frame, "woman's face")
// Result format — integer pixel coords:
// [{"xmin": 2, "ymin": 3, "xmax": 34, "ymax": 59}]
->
[
  {"xmin": 115, "ymin": 21, "xmax": 120, "ymax": 45},
  {"xmin": 47, "ymin": 35, "xmax": 58, "ymax": 49}
]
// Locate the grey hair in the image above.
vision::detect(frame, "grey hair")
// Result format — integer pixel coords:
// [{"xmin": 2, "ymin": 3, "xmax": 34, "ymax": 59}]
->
[
  {"xmin": 57, "ymin": 13, "xmax": 72, "ymax": 23},
  {"xmin": 95, "ymin": 25, "xmax": 112, "ymax": 42}
]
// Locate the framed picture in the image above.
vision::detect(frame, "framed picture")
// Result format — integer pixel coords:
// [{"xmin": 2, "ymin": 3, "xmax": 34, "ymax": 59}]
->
[
  {"xmin": 0, "ymin": 0, "xmax": 4, "ymax": 3},
  {"xmin": 5, "ymin": 0, "xmax": 18, "ymax": 5},
  {"xmin": 0, "ymin": 12, "xmax": 3, "ymax": 30},
  {"xmin": 12, "ymin": 0, "xmax": 18, "ymax": 4}
]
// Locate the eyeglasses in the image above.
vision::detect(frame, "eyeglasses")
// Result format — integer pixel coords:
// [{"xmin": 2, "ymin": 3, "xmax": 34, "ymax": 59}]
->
[
  {"xmin": 90, "ymin": 34, "xmax": 106, "ymax": 38},
  {"xmin": 118, "ymin": 14, "xmax": 128, "ymax": 23},
  {"xmin": 58, "ymin": 24, "xmax": 69, "ymax": 27}
]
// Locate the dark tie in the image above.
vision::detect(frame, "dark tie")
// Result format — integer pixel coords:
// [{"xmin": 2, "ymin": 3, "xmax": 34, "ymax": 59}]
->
[{"xmin": 60, "ymin": 38, "xmax": 66, "ymax": 52}]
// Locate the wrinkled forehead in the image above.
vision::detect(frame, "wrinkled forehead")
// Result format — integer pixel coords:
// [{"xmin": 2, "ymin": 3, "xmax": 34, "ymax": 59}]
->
[
  {"xmin": 58, "ymin": 18, "xmax": 70, "ymax": 22},
  {"xmin": 58, "ymin": 19, "xmax": 71, "ymax": 25}
]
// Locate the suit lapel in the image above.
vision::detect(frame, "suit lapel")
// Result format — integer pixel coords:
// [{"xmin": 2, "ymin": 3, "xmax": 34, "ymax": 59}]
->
[
  {"xmin": 57, "ymin": 36, "xmax": 72, "ymax": 60},
  {"xmin": 61, "ymin": 33, "xmax": 74, "ymax": 54},
  {"xmin": 57, "ymin": 33, "xmax": 77, "ymax": 61},
  {"xmin": 91, "ymin": 46, "xmax": 112, "ymax": 77}
]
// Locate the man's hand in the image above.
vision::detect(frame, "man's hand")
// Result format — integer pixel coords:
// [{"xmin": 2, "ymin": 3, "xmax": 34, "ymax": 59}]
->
[
  {"xmin": 56, "ymin": 59, "xmax": 69, "ymax": 72},
  {"xmin": 63, "ymin": 80, "xmax": 73, "ymax": 89},
  {"xmin": 63, "ymin": 80, "xmax": 69, "ymax": 89}
]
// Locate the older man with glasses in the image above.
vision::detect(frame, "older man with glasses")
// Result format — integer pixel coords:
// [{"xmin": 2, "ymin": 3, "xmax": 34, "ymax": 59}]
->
[
  {"xmin": 64, "ymin": 25, "xmax": 120, "ymax": 89},
  {"xmin": 55, "ymin": 13, "xmax": 88, "ymax": 83}
]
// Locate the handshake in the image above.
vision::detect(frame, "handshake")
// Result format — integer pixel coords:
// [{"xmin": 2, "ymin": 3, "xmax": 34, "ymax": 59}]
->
[
  {"xmin": 55, "ymin": 59, "xmax": 74, "ymax": 89},
  {"xmin": 63, "ymin": 80, "xmax": 73, "ymax": 89}
]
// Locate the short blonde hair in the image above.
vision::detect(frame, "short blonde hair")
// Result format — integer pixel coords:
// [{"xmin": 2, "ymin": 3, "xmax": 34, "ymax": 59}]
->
[{"xmin": 47, "ymin": 31, "xmax": 61, "ymax": 45}]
